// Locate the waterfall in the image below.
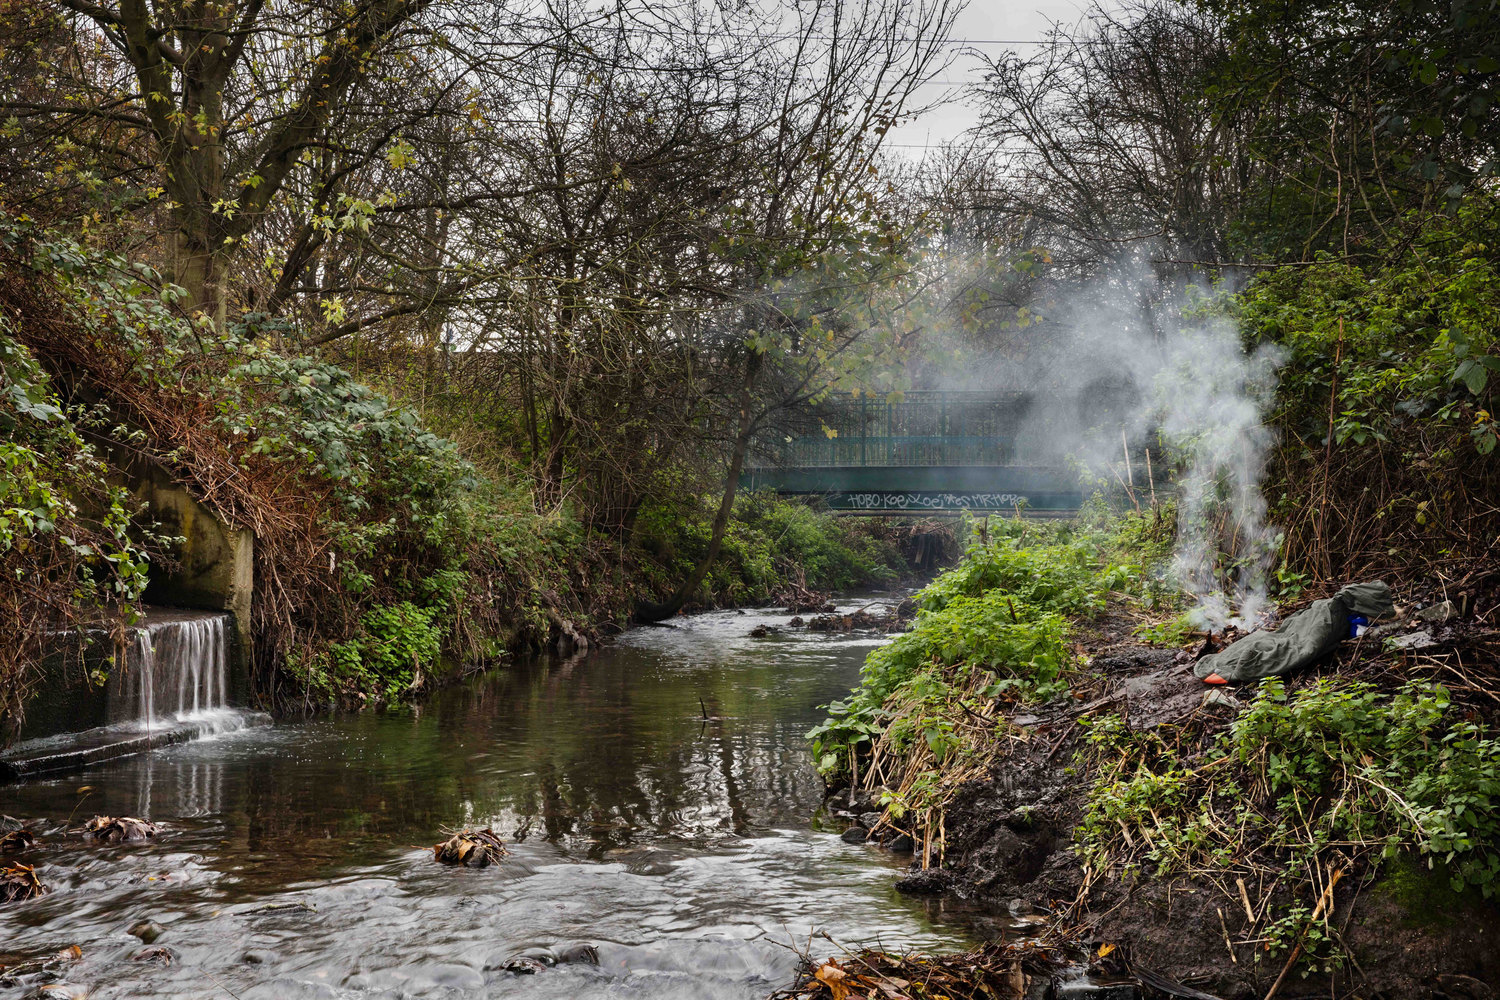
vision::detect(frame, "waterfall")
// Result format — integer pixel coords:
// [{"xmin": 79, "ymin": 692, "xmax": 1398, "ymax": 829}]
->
[
  {"xmin": 110, "ymin": 613, "xmax": 233, "ymax": 727},
  {"xmin": 2, "ymin": 609, "xmax": 268, "ymax": 779}
]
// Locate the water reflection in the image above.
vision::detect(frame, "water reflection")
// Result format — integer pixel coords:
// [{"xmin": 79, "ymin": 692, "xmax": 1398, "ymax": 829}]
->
[{"xmin": 0, "ymin": 601, "xmax": 991, "ymax": 999}]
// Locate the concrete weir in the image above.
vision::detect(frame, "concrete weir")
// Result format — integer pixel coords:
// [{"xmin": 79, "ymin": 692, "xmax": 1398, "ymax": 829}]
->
[
  {"xmin": 1, "ymin": 611, "xmax": 270, "ymax": 780},
  {"xmin": 3, "ymin": 472, "xmax": 266, "ymax": 780},
  {"xmin": 134, "ymin": 466, "xmax": 255, "ymax": 680}
]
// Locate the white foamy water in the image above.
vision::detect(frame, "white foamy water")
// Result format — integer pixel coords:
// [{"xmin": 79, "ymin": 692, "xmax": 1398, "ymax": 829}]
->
[{"xmin": 111, "ymin": 613, "xmax": 232, "ymax": 726}]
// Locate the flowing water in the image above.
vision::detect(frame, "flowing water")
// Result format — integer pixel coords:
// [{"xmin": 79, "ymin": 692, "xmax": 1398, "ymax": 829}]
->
[
  {"xmin": 0, "ymin": 600, "xmax": 995, "ymax": 999},
  {"xmin": 112, "ymin": 611, "xmax": 234, "ymax": 726},
  {"xmin": 1, "ymin": 612, "xmax": 264, "ymax": 776}
]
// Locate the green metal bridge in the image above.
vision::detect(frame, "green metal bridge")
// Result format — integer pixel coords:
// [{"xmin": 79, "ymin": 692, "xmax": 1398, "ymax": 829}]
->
[{"xmin": 741, "ymin": 390, "xmax": 1083, "ymax": 514}]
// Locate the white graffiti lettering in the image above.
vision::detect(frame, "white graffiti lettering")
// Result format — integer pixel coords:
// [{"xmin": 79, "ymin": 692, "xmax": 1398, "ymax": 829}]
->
[{"xmin": 835, "ymin": 492, "xmax": 1028, "ymax": 510}]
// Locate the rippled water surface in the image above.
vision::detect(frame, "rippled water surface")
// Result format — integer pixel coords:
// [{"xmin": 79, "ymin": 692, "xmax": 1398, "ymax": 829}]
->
[{"xmin": 1, "ymin": 600, "xmax": 990, "ymax": 999}]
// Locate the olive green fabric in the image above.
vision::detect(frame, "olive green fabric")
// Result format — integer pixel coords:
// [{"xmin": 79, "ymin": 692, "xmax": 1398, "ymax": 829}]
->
[{"xmin": 1193, "ymin": 582, "xmax": 1394, "ymax": 684}]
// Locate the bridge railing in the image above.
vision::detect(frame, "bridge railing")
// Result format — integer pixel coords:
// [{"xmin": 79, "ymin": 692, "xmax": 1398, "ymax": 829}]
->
[{"xmin": 750, "ymin": 390, "xmax": 1032, "ymax": 469}]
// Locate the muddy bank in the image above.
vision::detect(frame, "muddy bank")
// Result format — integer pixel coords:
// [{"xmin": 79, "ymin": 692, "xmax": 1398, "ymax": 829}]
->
[{"xmin": 896, "ymin": 616, "xmax": 1500, "ymax": 999}]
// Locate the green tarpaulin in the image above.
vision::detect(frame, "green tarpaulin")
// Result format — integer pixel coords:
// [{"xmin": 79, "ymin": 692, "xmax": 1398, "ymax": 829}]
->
[{"xmin": 1193, "ymin": 581, "xmax": 1395, "ymax": 684}]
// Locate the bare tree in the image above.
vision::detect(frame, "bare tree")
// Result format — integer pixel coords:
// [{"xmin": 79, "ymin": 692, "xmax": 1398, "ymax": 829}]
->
[{"xmin": 969, "ymin": 1, "xmax": 1261, "ymax": 277}]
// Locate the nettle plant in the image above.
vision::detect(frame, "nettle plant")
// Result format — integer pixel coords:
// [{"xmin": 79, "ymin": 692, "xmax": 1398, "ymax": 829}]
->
[{"xmin": 1080, "ymin": 678, "xmax": 1500, "ymax": 897}]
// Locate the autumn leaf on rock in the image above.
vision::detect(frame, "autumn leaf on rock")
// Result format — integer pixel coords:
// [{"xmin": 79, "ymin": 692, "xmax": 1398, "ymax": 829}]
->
[{"xmin": 432, "ymin": 828, "xmax": 509, "ymax": 867}]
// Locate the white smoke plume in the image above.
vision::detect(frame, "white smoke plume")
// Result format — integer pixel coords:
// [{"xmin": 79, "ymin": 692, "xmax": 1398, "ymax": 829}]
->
[
  {"xmin": 1153, "ymin": 320, "xmax": 1282, "ymax": 629},
  {"xmin": 931, "ymin": 253, "xmax": 1282, "ymax": 627}
]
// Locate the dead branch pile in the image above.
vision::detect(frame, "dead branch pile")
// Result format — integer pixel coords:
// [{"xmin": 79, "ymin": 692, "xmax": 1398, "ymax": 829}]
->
[
  {"xmin": 1274, "ymin": 423, "xmax": 1500, "ymax": 592},
  {"xmin": 771, "ymin": 580, "xmax": 834, "ymax": 614},
  {"xmin": 804, "ymin": 600, "xmax": 916, "ymax": 634},
  {"xmin": 839, "ymin": 660, "xmax": 1031, "ymax": 868},
  {"xmin": 773, "ymin": 942, "xmax": 1065, "ymax": 1000}
]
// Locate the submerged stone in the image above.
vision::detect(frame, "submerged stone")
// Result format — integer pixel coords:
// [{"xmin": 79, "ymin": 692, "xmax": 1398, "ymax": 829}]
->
[{"xmin": 127, "ymin": 920, "xmax": 164, "ymax": 944}]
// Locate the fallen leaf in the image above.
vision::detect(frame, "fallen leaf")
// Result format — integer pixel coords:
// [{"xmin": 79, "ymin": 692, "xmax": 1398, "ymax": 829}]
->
[
  {"xmin": 813, "ymin": 962, "xmax": 850, "ymax": 1000},
  {"xmin": 0, "ymin": 829, "xmax": 35, "ymax": 852},
  {"xmin": 433, "ymin": 828, "xmax": 508, "ymax": 867},
  {"xmin": 81, "ymin": 816, "xmax": 159, "ymax": 844},
  {"xmin": 1, "ymin": 863, "xmax": 48, "ymax": 903}
]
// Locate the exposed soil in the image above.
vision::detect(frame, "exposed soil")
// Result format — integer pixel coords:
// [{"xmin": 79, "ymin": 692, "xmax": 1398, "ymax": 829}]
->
[{"xmin": 873, "ymin": 604, "xmax": 1500, "ymax": 999}]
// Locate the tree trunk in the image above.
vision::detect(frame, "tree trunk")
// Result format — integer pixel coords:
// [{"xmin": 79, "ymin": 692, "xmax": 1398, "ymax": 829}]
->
[
  {"xmin": 634, "ymin": 363, "xmax": 759, "ymax": 623},
  {"xmin": 174, "ymin": 230, "xmax": 229, "ymax": 328}
]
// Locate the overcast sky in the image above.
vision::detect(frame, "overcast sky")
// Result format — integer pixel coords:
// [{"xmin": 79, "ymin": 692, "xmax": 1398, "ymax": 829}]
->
[{"xmin": 886, "ymin": 0, "xmax": 1093, "ymax": 153}]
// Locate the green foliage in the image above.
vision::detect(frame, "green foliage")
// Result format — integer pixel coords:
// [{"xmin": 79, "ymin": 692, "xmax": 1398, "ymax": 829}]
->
[
  {"xmin": 1243, "ymin": 211, "xmax": 1500, "ymax": 460},
  {"xmin": 810, "ymin": 520, "xmax": 1133, "ymax": 779},
  {"xmin": 0, "ymin": 334, "xmax": 144, "ymax": 587},
  {"xmin": 1131, "ymin": 611, "xmax": 1198, "ymax": 648},
  {"xmin": 1233, "ymin": 198, "xmax": 1500, "ymax": 575},
  {"xmin": 0, "ymin": 328, "xmax": 154, "ymax": 730},
  {"xmin": 1080, "ymin": 679, "xmax": 1500, "ymax": 897},
  {"xmin": 918, "ymin": 528, "xmax": 1109, "ymax": 617},
  {"xmin": 301, "ymin": 601, "xmax": 444, "ymax": 704},
  {"xmin": 1242, "ymin": 251, "xmax": 1500, "ymax": 458},
  {"xmin": 0, "ymin": 218, "xmax": 595, "ymax": 714},
  {"xmin": 4, "ymin": 219, "xmax": 921, "ymax": 716},
  {"xmin": 635, "ymin": 489, "xmax": 906, "ymax": 607}
]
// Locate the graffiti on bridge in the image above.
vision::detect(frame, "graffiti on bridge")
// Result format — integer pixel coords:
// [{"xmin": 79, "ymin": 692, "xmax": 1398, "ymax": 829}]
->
[{"xmin": 831, "ymin": 491, "xmax": 1029, "ymax": 511}]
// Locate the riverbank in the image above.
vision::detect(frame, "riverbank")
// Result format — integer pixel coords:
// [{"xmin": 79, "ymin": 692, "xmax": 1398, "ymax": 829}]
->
[
  {"xmin": 0, "ymin": 221, "xmax": 947, "ymax": 738},
  {"xmin": 813, "ymin": 513, "xmax": 1500, "ymax": 998}
]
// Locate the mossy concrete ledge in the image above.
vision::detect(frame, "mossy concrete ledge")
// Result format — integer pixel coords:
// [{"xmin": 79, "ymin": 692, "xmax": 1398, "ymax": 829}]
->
[{"xmin": 132, "ymin": 464, "xmax": 255, "ymax": 676}]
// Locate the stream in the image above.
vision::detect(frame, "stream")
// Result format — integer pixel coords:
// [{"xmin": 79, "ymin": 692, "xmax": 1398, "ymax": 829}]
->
[{"xmin": 0, "ymin": 599, "xmax": 993, "ymax": 999}]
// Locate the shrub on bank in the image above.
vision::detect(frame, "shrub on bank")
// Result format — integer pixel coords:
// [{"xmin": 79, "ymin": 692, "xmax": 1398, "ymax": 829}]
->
[
  {"xmin": 633, "ymin": 489, "xmax": 910, "ymax": 609},
  {"xmin": 0, "ymin": 331, "xmax": 153, "ymax": 737},
  {"xmin": 1240, "ymin": 200, "xmax": 1500, "ymax": 581},
  {"xmin": 809, "ymin": 516, "xmax": 1140, "ymax": 798},
  {"xmin": 1080, "ymin": 678, "xmax": 1500, "ymax": 897}
]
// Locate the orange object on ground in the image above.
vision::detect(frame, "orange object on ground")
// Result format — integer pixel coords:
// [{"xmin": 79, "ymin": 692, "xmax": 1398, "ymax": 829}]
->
[{"xmin": 1202, "ymin": 673, "xmax": 1228, "ymax": 685}]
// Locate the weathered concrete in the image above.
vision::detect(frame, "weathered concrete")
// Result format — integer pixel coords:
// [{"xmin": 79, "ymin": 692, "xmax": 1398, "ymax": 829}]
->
[
  {"xmin": 131, "ymin": 465, "xmax": 254, "ymax": 679},
  {"xmin": 12, "ymin": 465, "xmax": 257, "ymax": 749},
  {"xmin": 0, "ymin": 709, "xmax": 271, "ymax": 780},
  {"xmin": 17, "ymin": 609, "xmax": 249, "ymax": 743}
]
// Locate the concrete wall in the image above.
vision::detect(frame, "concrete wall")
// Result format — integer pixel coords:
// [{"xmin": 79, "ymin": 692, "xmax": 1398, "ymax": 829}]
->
[
  {"xmin": 135, "ymin": 467, "xmax": 254, "ymax": 679},
  {"xmin": 11, "ymin": 465, "xmax": 257, "ymax": 746}
]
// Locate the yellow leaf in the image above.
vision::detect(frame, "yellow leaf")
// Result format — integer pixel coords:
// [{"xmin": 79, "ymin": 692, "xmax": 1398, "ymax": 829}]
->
[
  {"xmin": 1096, "ymin": 942, "xmax": 1116, "ymax": 957},
  {"xmin": 814, "ymin": 962, "xmax": 850, "ymax": 1000}
]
